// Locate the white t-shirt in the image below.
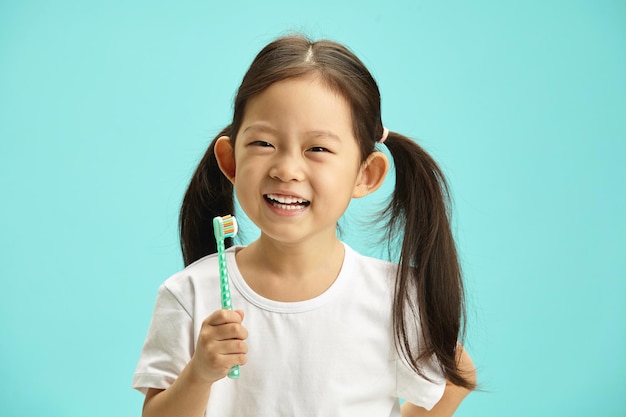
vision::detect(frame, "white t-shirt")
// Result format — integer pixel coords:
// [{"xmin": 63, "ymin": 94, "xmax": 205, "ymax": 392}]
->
[{"xmin": 133, "ymin": 243, "xmax": 445, "ymax": 416}]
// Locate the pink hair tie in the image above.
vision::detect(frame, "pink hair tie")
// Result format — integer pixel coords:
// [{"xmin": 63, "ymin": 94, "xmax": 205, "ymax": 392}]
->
[{"xmin": 379, "ymin": 127, "xmax": 389, "ymax": 143}]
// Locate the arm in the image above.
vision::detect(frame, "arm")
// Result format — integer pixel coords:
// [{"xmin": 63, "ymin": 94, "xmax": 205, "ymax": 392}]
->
[
  {"xmin": 401, "ymin": 346, "xmax": 476, "ymax": 417},
  {"xmin": 142, "ymin": 369, "xmax": 212, "ymax": 417},
  {"xmin": 142, "ymin": 309, "xmax": 248, "ymax": 417}
]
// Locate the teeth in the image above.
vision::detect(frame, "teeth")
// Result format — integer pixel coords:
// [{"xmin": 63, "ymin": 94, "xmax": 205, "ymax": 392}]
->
[
  {"xmin": 266, "ymin": 193, "xmax": 309, "ymax": 204},
  {"xmin": 274, "ymin": 203, "xmax": 305, "ymax": 210}
]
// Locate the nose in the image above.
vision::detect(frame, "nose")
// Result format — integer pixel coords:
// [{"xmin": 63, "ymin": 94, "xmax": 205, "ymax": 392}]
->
[{"xmin": 268, "ymin": 150, "xmax": 305, "ymax": 182}]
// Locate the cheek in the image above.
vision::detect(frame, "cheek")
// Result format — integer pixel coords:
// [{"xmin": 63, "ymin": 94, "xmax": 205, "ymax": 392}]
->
[
  {"xmin": 232, "ymin": 158, "xmax": 258, "ymax": 180},
  {"xmin": 322, "ymin": 165, "xmax": 361, "ymax": 197}
]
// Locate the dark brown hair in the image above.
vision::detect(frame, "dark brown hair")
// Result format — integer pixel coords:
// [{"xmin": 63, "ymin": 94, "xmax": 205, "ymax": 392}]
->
[{"xmin": 179, "ymin": 34, "xmax": 475, "ymax": 390}]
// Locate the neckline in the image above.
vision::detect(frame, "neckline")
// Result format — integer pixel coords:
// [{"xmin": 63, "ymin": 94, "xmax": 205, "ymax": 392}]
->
[{"xmin": 226, "ymin": 242, "xmax": 353, "ymax": 313}]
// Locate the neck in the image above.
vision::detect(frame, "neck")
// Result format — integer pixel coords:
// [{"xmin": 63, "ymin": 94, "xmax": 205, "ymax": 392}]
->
[{"xmin": 235, "ymin": 233, "xmax": 345, "ymax": 301}]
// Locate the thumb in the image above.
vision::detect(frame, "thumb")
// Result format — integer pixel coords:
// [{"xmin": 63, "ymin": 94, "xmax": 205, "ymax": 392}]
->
[{"xmin": 234, "ymin": 309, "xmax": 245, "ymax": 321}]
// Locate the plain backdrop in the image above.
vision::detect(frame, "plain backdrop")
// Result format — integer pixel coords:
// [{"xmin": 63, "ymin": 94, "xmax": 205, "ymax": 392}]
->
[{"xmin": 1, "ymin": 1, "xmax": 624, "ymax": 416}]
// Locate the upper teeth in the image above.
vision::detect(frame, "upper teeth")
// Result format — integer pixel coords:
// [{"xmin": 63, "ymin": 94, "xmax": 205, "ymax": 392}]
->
[{"xmin": 266, "ymin": 194, "xmax": 308, "ymax": 204}]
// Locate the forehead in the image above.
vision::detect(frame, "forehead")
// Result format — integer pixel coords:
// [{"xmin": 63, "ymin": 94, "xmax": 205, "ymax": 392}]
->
[{"xmin": 240, "ymin": 75, "xmax": 354, "ymax": 136}]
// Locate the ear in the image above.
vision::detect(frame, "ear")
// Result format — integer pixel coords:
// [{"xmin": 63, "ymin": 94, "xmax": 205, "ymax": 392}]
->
[
  {"xmin": 352, "ymin": 151, "xmax": 389, "ymax": 198},
  {"xmin": 214, "ymin": 136, "xmax": 236, "ymax": 183}
]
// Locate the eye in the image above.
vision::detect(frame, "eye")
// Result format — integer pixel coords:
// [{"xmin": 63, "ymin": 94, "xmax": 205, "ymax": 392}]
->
[
  {"xmin": 249, "ymin": 140, "xmax": 274, "ymax": 148},
  {"xmin": 308, "ymin": 146, "xmax": 330, "ymax": 153}
]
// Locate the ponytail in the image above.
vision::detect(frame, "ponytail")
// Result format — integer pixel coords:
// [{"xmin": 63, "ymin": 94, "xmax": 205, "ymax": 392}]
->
[
  {"xmin": 179, "ymin": 126, "xmax": 234, "ymax": 266},
  {"xmin": 383, "ymin": 131, "xmax": 475, "ymax": 390}
]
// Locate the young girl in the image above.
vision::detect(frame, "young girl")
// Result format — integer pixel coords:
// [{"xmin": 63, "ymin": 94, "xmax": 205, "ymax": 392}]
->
[{"xmin": 133, "ymin": 34, "xmax": 476, "ymax": 417}]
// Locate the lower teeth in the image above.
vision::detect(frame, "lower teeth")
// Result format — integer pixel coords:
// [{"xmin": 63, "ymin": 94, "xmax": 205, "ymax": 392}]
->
[
  {"xmin": 265, "ymin": 195, "xmax": 310, "ymax": 210},
  {"xmin": 273, "ymin": 202, "xmax": 305, "ymax": 210}
]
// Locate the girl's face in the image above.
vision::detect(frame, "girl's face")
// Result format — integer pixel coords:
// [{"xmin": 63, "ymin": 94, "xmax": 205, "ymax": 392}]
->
[{"xmin": 219, "ymin": 75, "xmax": 382, "ymax": 247}]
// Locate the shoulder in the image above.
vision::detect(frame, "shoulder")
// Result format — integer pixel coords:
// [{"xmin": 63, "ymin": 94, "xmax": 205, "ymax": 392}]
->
[
  {"xmin": 344, "ymin": 243, "xmax": 397, "ymax": 278},
  {"xmin": 163, "ymin": 252, "xmax": 219, "ymax": 289},
  {"xmin": 342, "ymin": 243, "xmax": 398, "ymax": 297},
  {"xmin": 158, "ymin": 247, "xmax": 238, "ymax": 309}
]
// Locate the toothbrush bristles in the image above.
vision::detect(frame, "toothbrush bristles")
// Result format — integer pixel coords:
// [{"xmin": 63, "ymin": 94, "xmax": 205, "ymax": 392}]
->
[{"xmin": 221, "ymin": 215, "xmax": 238, "ymax": 238}]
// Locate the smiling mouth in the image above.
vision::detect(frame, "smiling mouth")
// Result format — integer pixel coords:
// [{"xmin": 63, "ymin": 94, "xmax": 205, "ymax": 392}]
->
[{"xmin": 264, "ymin": 194, "xmax": 311, "ymax": 210}]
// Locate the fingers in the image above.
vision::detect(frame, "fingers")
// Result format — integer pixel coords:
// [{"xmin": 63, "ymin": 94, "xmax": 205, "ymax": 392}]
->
[
  {"xmin": 204, "ymin": 309, "xmax": 248, "ymax": 341},
  {"xmin": 206, "ymin": 309, "xmax": 243, "ymax": 325},
  {"xmin": 190, "ymin": 309, "xmax": 249, "ymax": 383}
]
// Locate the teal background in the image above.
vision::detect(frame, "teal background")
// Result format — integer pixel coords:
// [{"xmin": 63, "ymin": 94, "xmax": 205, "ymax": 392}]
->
[{"xmin": 1, "ymin": 1, "xmax": 624, "ymax": 416}]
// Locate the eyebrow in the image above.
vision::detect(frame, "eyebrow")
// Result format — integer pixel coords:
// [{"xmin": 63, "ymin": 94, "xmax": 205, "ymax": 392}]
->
[
  {"xmin": 306, "ymin": 130, "xmax": 341, "ymax": 141},
  {"xmin": 242, "ymin": 124, "xmax": 278, "ymax": 135},
  {"xmin": 242, "ymin": 124, "xmax": 340, "ymax": 141}
]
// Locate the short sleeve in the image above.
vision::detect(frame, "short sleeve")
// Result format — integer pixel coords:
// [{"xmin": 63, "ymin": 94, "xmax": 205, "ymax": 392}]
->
[
  {"xmin": 395, "ymin": 353, "xmax": 446, "ymax": 411},
  {"xmin": 132, "ymin": 285, "xmax": 195, "ymax": 394}
]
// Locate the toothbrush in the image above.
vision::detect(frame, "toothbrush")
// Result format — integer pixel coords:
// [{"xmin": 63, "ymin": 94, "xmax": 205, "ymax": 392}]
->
[{"xmin": 212, "ymin": 214, "xmax": 240, "ymax": 379}]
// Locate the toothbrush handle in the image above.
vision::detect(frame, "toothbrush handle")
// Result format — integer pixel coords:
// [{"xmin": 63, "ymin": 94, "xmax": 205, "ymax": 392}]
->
[
  {"xmin": 217, "ymin": 240, "xmax": 240, "ymax": 379},
  {"xmin": 217, "ymin": 240, "xmax": 232, "ymax": 309},
  {"xmin": 228, "ymin": 365, "xmax": 240, "ymax": 379}
]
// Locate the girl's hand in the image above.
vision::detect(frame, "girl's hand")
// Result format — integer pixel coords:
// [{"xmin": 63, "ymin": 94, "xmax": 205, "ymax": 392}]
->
[{"xmin": 188, "ymin": 309, "xmax": 248, "ymax": 384}]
